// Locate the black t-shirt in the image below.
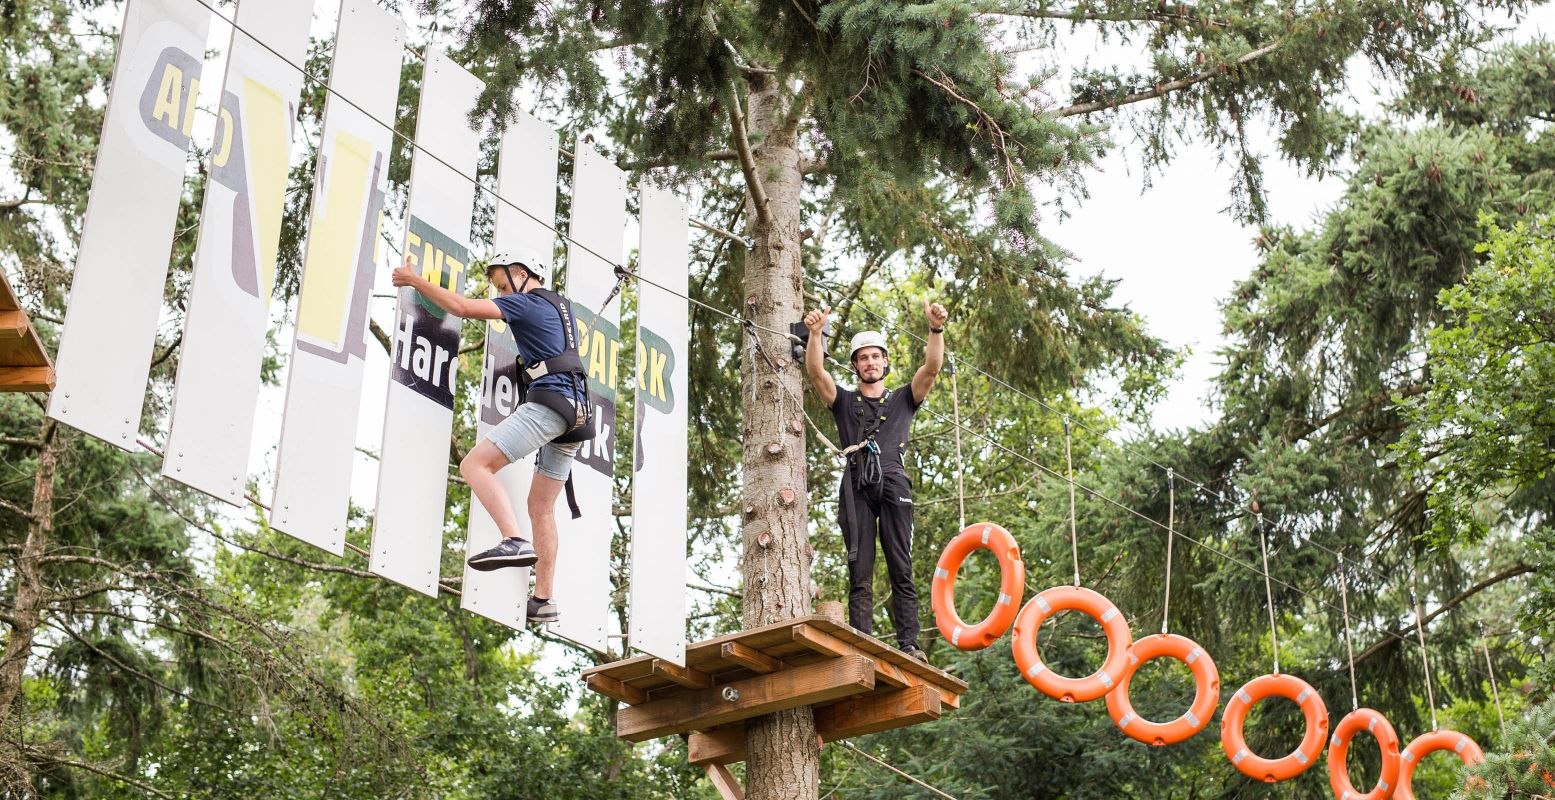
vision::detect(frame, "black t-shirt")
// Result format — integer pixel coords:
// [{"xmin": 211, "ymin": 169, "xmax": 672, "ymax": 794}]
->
[{"xmin": 829, "ymin": 385, "xmax": 922, "ymax": 475}]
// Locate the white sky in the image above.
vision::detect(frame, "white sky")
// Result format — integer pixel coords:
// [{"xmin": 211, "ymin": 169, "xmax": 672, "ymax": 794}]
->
[{"xmin": 1045, "ymin": 7, "xmax": 1555, "ymax": 431}]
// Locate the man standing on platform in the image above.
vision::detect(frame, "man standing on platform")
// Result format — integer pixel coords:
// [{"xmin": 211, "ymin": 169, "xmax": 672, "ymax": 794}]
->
[{"xmin": 801, "ymin": 299, "xmax": 948, "ymax": 661}]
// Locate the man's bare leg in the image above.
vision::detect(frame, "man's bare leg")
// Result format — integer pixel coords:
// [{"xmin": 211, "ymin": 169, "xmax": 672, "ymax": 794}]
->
[
  {"xmin": 459, "ymin": 441, "xmax": 525, "ymax": 539},
  {"xmin": 527, "ymin": 474, "xmax": 566, "ymax": 598}
]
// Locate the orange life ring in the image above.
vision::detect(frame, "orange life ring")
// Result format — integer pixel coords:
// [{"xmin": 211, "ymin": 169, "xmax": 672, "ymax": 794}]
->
[
  {"xmin": 1011, "ymin": 585, "xmax": 1131, "ymax": 703},
  {"xmin": 1326, "ymin": 707, "xmax": 1401, "ymax": 800},
  {"xmin": 931, "ymin": 523, "xmax": 1025, "ymax": 650},
  {"xmin": 1105, "ymin": 633, "xmax": 1220, "ymax": 746},
  {"xmin": 1395, "ymin": 729, "xmax": 1485, "ymax": 800},
  {"xmin": 1221, "ymin": 673, "xmax": 1329, "ymax": 782}
]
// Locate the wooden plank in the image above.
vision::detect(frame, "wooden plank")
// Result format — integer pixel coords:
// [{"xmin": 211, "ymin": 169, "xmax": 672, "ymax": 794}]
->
[
  {"xmin": 703, "ymin": 763, "xmax": 744, "ymax": 800},
  {"xmin": 580, "ymin": 615, "xmax": 966, "ymax": 707},
  {"xmin": 688, "ymin": 686, "xmax": 943, "ymax": 765},
  {"xmin": 586, "ymin": 673, "xmax": 647, "ymax": 705},
  {"xmin": 0, "ymin": 270, "xmax": 19, "ymax": 309},
  {"xmin": 792, "ymin": 624, "xmax": 913, "ymax": 689},
  {"xmin": 582, "ymin": 614, "xmax": 834, "ymax": 682},
  {"xmin": 616, "ymin": 654, "xmax": 875, "ymax": 742},
  {"xmin": 819, "ymin": 622, "xmax": 969, "ymax": 692},
  {"xmin": 815, "ymin": 684, "xmax": 941, "ymax": 739},
  {"xmin": 653, "ymin": 658, "xmax": 713, "ymax": 689},
  {"xmin": 688, "ymin": 726, "xmax": 746, "ymax": 766},
  {"xmin": 0, "ymin": 366, "xmax": 54, "ymax": 393},
  {"xmin": 721, "ymin": 641, "xmax": 782, "ymax": 674},
  {"xmin": 0, "ymin": 310, "xmax": 24, "ymax": 338}
]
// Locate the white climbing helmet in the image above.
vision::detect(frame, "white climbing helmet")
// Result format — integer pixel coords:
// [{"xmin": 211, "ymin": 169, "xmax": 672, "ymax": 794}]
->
[
  {"xmin": 848, "ymin": 330, "xmax": 888, "ymax": 361},
  {"xmin": 488, "ymin": 246, "xmax": 550, "ymax": 285}
]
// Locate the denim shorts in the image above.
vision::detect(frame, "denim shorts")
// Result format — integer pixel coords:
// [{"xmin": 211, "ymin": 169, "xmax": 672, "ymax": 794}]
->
[{"xmin": 486, "ymin": 400, "xmax": 581, "ymax": 481}]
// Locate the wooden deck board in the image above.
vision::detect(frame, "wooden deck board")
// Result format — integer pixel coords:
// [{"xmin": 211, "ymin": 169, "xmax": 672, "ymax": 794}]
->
[
  {"xmin": 584, "ymin": 614, "xmax": 967, "ymax": 747},
  {"xmin": 0, "ymin": 269, "xmax": 54, "ymax": 392}
]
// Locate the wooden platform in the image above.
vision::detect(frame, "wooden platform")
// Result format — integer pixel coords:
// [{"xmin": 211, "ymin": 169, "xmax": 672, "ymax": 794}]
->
[
  {"xmin": 0, "ymin": 269, "xmax": 53, "ymax": 393},
  {"xmin": 581, "ymin": 612, "xmax": 968, "ymax": 765}
]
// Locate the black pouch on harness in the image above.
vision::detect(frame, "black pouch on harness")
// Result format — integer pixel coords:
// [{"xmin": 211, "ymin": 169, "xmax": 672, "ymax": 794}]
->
[{"xmin": 515, "ymin": 287, "xmax": 597, "ymax": 519}]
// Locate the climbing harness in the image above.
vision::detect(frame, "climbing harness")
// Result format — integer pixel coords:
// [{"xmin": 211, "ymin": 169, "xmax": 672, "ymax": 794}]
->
[
  {"xmin": 508, "ymin": 279, "xmax": 596, "ymax": 519},
  {"xmin": 1221, "ymin": 512, "xmax": 1329, "ymax": 782},
  {"xmin": 1011, "ymin": 585, "xmax": 1131, "ymax": 703},
  {"xmin": 1107, "ymin": 471, "xmax": 1220, "ymax": 746},
  {"xmin": 932, "ymin": 523, "xmax": 1025, "ymax": 651},
  {"xmin": 1221, "ymin": 672, "xmax": 1330, "ymax": 782},
  {"xmin": 1328, "ymin": 707, "xmax": 1401, "ymax": 800},
  {"xmin": 1396, "ymin": 729, "xmax": 1485, "ymax": 800}
]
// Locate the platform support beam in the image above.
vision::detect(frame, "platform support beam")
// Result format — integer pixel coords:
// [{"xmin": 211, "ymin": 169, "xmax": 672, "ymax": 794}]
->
[
  {"xmin": 616, "ymin": 655, "xmax": 875, "ymax": 742},
  {"xmin": 704, "ymin": 763, "xmax": 744, "ymax": 800},
  {"xmin": 687, "ymin": 685, "xmax": 943, "ymax": 766}
]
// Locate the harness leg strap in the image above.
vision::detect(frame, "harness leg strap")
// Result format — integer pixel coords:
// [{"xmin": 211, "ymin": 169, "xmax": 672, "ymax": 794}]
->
[{"xmin": 564, "ymin": 473, "xmax": 582, "ymax": 520}]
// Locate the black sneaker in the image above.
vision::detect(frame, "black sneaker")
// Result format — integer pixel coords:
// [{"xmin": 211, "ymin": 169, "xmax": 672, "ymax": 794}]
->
[
  {"xmin": 467, "ymin": 537, "xmax": 537, "ymax": 571},
  {"xmin": 901, "ymin": 644, "xmax": 929, "ymax": 663},
  {"xmin": 527, "ymin": 596, "xmax": 559, "ymax": 624}
]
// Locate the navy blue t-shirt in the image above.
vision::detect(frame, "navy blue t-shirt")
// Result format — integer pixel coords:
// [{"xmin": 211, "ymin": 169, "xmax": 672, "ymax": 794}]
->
[{"xmin": 492, "ymin": 292, "xmax": 584, "ymax": 402}]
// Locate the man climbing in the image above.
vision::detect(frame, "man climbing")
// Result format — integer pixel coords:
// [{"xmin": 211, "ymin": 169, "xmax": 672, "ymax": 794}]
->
[
  {"xmin": 391, "ymin": 247, "xmax": 590, "ymax": 625},
  {"xmin": 802, "ymin": 299, "xmax": 948, "ymax": 661}
]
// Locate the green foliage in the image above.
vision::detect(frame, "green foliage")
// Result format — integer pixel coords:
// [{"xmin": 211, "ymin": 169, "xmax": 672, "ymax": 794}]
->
[
  {"xmin": 1401, "ymin": 215, "xmax": 1555, "ymax": 544},
  {"xmin": 1455, "ymin": 700, "xmax": 1555, "ymax": 800}
]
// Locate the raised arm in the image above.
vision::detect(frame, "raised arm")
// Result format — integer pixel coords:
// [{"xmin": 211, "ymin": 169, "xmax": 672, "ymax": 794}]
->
[
  {"xmin": 803, "ymin": 305, "xmax": 837, "ymax": 408},
  {"xmin": 911, "ymin": 299, "xmax": 947, "ymax": 404},
  {"xmin": 391, "ymin": 253, "xmax": 502, "ymax": 320}
]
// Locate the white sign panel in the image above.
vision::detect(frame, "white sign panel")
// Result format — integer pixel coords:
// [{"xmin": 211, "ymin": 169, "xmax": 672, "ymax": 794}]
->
[
  {"xmin": 550, "ymin": 145, "xmax": 627, "ymax": 652},
  {"xmin": 163, "ymin": 0, "xmax": 313, "ymax": 504},
  {"xmin": 628, "ymin": 187, "xmax": 690, "ymax": 664},
  {"xmin": 369, "ymin": 48, "xmax": 485, "ymax": 596},
  {"xmin": 461, "ymin": 109, "xmax": 560, "ymax": 628},
  {"xmin": 48, "ymin": 0, "xmax": 210, "ymax": 447},
  {"xmin": 271, "ymin": 0, "xmax": 404, "ymax": 553}
]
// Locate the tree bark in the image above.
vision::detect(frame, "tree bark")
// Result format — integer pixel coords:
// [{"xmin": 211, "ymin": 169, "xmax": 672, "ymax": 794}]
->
[
  {"xmin": 737, "ymin": 73, "xmax": 819, "ymax": 800},
  {"xmin": 0, "ymin": 419, "xmax": 59, "ymax": 729}
]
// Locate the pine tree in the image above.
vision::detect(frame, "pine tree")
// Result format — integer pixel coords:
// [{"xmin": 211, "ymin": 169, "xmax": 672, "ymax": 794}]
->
[{"xmin": 1456, "ymin": 700, "xmax": 1555, "ymax": 800}]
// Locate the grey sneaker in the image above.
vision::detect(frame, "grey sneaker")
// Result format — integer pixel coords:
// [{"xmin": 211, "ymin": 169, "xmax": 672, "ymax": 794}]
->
[
  {"xmin": 901, "ymin": 644, "xmax": 929, "ymax": 663},
  {"xmin": 527, "ymin": 596, "xmax": 559, "ymax": 624},
  {"xmin": 467, "ymin": 537, "xmax": 537, "ymax": 571}
]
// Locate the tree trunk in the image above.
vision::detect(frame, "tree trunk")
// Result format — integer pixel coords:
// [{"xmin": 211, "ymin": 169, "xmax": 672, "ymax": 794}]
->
[
  {"xmin": 0, "ymin": 419, "xmax": 59, "ymax": 728},
  {"xmin": 737, "ymin": 74, "xmax": 818, "ymax": 800}
]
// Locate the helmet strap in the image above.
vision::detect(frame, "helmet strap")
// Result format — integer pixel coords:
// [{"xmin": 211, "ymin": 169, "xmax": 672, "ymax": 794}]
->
[{"xmin": 499, "ymin": 264, "xmax": 532, "ymax": 295}]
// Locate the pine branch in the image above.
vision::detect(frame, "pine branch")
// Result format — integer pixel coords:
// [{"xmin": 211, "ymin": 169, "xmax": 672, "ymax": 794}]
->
[
  {"xmin": 726, "ymin": 84, "xmax": 773, "ymax": 227},
  {"xmin": 1055, "ymin": 40, "xmax": 1283, "ymax": 117},
  {"xmin": 621, "ymin": 150, "xmax": 739, "ymax": 171},
  {"xmin": 1283, "ymin": 382, "xmax": 1428, "ymax": 444},
  {"xmin": 976, "ymin": 2, "xmax": 1229, "ymax": 29},
  {"xmin": 43, "ymin": 618, "xmax": 232, "ymax": 714},
  {"xmin": 1354, "ymin": 563, "xmax": 1536, "ymax": 665},
  {"xmin": 21, "ymin": 748, "xmax": 177, "ymax": 800},
  {"xmin": 912, "ymin": 68, "xmax": 1019, "ymax": 186},
  {"xmin": 0, "ymin": 497, "xmax": 31, "ymax": 521}
]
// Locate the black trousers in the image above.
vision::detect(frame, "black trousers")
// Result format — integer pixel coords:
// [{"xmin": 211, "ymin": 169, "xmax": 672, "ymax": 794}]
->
[{"xmin": 839, "ymin": 470, "xmax": 920, "ymax": 649}]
